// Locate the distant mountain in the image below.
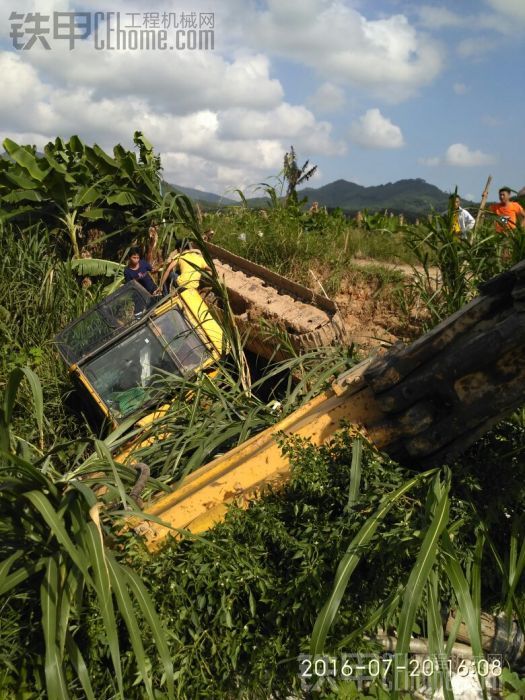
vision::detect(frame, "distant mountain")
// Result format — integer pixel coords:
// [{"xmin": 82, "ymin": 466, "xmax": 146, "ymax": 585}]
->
[
  {"xmin": 1, "ymin": 158, "xmax": 469, "ymax": 215},
  {"xmin": 298, "ymin": 178, "xmax": 464, "ymax": 215},
  {"xmin": 163, "ymin": 181, "xmax": 236, "ymax": 206}
]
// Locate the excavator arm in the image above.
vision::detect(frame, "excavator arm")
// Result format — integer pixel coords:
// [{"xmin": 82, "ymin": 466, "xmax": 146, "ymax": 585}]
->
[{"xmin": 135, "ymin": 260, "xmax": 525, "ymax": 551}]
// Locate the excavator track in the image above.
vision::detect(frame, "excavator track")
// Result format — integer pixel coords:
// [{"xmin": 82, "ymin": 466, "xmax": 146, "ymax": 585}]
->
[{"xmin": 207, "ymin": 242, "xmax": 347, "ymax": 358}]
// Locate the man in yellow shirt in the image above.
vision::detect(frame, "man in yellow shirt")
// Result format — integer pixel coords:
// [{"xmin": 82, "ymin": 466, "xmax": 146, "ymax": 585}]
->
[{"xmin": 154, "ymin": 244, "xmax": 211, "ymax": 295}]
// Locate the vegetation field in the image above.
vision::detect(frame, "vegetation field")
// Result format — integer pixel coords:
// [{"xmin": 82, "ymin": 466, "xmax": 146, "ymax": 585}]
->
[{"xmin": 1, "ymin": 136, "xmax": 525, "ymax": 699}]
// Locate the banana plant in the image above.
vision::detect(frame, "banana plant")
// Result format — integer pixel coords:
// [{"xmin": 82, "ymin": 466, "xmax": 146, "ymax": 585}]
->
[{"xmin": 0, "ymin": 133, "xmax": 164, "ymax": 258}]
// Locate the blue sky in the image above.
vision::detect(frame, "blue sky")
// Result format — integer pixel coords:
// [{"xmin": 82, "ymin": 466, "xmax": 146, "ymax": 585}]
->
[{"xmin": 0, "ymin": 0, "xmax": 523, "ymax": 200}]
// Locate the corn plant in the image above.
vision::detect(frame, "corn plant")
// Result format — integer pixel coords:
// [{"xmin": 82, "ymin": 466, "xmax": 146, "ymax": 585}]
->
[
  {"xmin": 402, "ymin": 210, "xmax": 512, "ymax": 328},
  {"xmin": 0, "ymin": 367, "xmax": 174, "ymax": 699}
]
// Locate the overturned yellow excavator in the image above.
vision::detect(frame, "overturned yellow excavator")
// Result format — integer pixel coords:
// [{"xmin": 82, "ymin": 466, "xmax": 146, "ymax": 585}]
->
[
  {"xmin": 55, "ymin": 242, "xmax": 345, "ymax": 452},
  {"xmin": 137, "ymin": 258, "xmax": 525, "ymax": 550},
  {"xmin": 56, "ymin": 247, "xmax": 525, "ymax": 552}
]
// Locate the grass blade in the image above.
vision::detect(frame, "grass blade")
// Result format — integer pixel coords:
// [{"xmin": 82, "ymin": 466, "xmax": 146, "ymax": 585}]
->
[
  {"xmin": 95, "ymin": 439, "xmax": 128, "ymax": 510},
  {"xmin": 336, "ymin": 586, "xmax": 404, "ymax": 650},
  {"xmin": 121, "ymin": 565, "xmax": 175, "ymax": 699},
  {"xmin": 107, "ymin": 553, "xmax": 155, "ymax": 699},
  {"xmin": 310, "ymin": 467, "xmax": 438, "ymax": 656},
  {"xmin": 427, "ymin": 569, "xmax": 453, "ymax": 700},
  {"xmin": 24, "ymin": 490, "xmax": 90, "ymax": 579},
  {"xmin": 65, "ymin": 632, "xmax": 96, "ymax": 700},
  {"xmin": 41, "ymin": 555, "xmax": 69, "ymax": 699},
  {"xmin": 393, "ymin": 471, "xmax": 450, "ymax": 696},
  {"xmin": 346, "ymin": 438, "xmax": 363, "ymax": 511},
  {"xmin": 83, "ymin": 520, "xmax": 124, "ymax": 697},
  {"xmin": 442, "ymin": 529, "xmax": 486, "ymax": 698},
  {"xmin": 2, "ymin": 367, "xmax": 44, "ymax": 450},
  {"xmin": 0, "ymin": 551, "xmax": 23, "ymax": 581}
]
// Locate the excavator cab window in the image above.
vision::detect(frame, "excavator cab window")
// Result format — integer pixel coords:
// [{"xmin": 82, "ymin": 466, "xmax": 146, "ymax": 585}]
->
[
  {"xmin": 79, "ymin": 307, "xmax": 211, "ymax": 422},
  {"xmin": 56, "ymin": 281, "xmax": 223, "ymax": 430},
  {"xmin": 153, "ymin": 309, "xmax": 209, "ymax": 373},
  {"xmin": 55, "ymin": 281, "xmax": 153, "ymax": 365},
  {"xmin": 83, "ymin": 325, "xmax": 179, "ymax": 418}
]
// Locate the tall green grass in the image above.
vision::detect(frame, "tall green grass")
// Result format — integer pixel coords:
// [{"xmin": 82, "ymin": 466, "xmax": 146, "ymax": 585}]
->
[
  {"xmin": 0, "ymin": 368, "xmax": 174, "ymax": 698},
  {"xmin": 402, "ymin": 210, "xmax": 525, "ymax": 327},
  {"xmin": 203, "ymin": 198, "xmax": 418, "ymax": 290},
  {"xmin": 0, "ymin": 223, "xmax": 105, "ymax": 449}
]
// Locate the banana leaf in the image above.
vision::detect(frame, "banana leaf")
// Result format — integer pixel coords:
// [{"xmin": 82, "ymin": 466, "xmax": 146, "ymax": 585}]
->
[{"xmin": 70, "ymin": 258, "xmax": 124, "ymax": 278}]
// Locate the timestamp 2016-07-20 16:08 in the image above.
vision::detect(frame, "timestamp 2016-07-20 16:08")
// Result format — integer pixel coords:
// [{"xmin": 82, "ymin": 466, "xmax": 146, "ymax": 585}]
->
[{"xmin": 298, "ymin": 653, "xmax": 503, "ymax": 691}]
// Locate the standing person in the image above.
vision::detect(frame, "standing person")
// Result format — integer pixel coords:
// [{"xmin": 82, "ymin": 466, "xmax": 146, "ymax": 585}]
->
[
  {"xmin": 490, "ymin": 187, "xmax": 525, "ymax": 233},
  {"xmin": 452, "ymin": 195, "xmax": 475, "ymax": 238},
  {"xmin": 124, "ymin": 224, "xmax": 161, "ymax": 294},
  {"xmin": 124, "ymin": 247, "xmax": 158, "ymax": 294}
]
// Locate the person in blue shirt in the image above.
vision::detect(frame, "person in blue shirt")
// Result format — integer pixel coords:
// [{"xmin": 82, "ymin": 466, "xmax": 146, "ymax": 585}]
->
[{"xmin": 124, "ymin": 247, "xmax": 157, "ymax": 294}]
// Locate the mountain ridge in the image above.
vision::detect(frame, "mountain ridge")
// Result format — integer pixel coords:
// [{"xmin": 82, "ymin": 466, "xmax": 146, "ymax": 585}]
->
[
  {"xmin": 165, "ymin": 177, "xmax": 471, "ymax": 215},
  {"xmin": 297, "ymin": 177, "xmax": 466, "ymax": 215}
]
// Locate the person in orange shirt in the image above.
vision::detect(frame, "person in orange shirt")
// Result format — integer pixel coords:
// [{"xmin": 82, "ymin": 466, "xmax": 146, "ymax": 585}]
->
[{"xmin": 490, "ymin": 187, "xmax": 525, "ymax": 233}]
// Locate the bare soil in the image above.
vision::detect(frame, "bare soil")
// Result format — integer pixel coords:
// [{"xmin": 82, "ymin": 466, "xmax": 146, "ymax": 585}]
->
[{"xmin": 332, "ymin": 259, "xmax": 430, "ymax": 355}]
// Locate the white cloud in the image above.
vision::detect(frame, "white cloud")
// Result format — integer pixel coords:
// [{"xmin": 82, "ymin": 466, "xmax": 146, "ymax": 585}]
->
[
  {"xmin": 415, "ymin": 2, "xmax": 523, "ymax": 37},
  {"xmin": 252, "ymin": 1, "xmax": 443, "ymax": 101},
  {"xmin": 418, "ymin": 156, "xmax": 441, "ymax": 167},
  {"xmin": 481, "ymin": 114, "xmax": 504, "ymax": 127},
  {"xmin": 457, "ymin": 37, "xmax": 498, "ymax": 57},
  {"xmin": 22, "ymin": 39, "xmax": 284, "ymax": 115},
  {"xmin": 349, "ymin": 109, "xmax": 404, "ymax": 149},
  {"xmin": 218, "ymin": 104, "xmax": 343, "ymax": 155},
  {"xmin": 308, "ymin": 83, "xmax": 346, "ymax": 113},
  {"xmin": 445, "ymin": 143, "xmax": 495, "ymax": 167},
  {"xmin": 416, "ymin": 6, "xmax": 465, "ymax": 29},
  {"xmin": 0, "ymin": 54, "xmax": 47, "ymax": 128},
  {"xmin": 419, "ymin": 144, "xmax": 496, "ymax": 168},
  {"xmin": 485, "ymin": 0, "xmax": 525, "ymax": 22},
  {"xmin": 0, "ymin": 33, "xmax": 342, "ymax": 194},
  {"xmin": 161, "ymin": 151, "xmax": 276, "ymax": 196},
  {"xmin": 453, "ymin": 82, "xmax": 468, "ymax": 95}
]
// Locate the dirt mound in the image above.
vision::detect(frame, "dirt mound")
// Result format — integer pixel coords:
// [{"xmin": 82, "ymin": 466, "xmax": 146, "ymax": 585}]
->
[{"xmin": 334, "ymin": 273, "xmax": 413, "ymax": 354}]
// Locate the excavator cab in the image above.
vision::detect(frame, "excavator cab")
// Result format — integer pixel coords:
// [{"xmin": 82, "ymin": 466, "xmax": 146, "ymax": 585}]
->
[{"xmin": 55, "ymin": 280, "xmax": 224, "ymax": 432}]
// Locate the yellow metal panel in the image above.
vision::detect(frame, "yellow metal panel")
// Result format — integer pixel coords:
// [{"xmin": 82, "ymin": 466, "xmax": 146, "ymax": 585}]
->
[
  {"xmin": 151, "ymin": 294, "xmax": 180, "ymax": 317},
  {"xmin": 71, "ymin": 365, "xmax": 116, "ymax": 427},
  {"xmin": 137, "ymin": 361, "xmax": 387, "ymax": 550},
  {"xmin": 178, "ymin": 288, "xmax": 224, "ymax": 357}
]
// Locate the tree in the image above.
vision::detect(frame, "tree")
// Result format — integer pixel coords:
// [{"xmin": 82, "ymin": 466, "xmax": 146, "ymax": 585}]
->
[
  {"xmin": 283, "ymin": 146, "xmax": 317, "ymax": 206},
  {"xmin": 0, "ymin": 133, "xmax": 164, "ymax": 258}
]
